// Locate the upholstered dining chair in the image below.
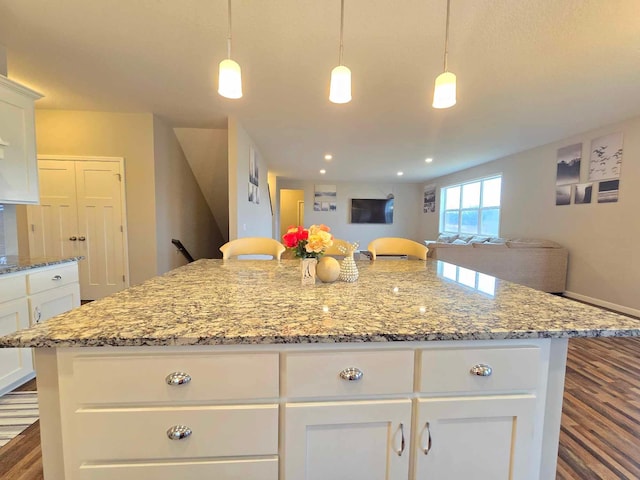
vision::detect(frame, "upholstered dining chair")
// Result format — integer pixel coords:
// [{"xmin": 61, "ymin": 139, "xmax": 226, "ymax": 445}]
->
[
  {"xmin": 219, "ymin": 237, "xmax": 286, "ymax": 260},
  {"xmin": 367, "ymin": 237, "xmax": 429, "ymax": 260},
  {"xmin": 323, "ymin": 238, "xmax": 352, "ymax": 257}
]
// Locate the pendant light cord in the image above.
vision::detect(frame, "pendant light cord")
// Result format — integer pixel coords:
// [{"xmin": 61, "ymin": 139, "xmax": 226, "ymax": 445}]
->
[
  {"xmin": 338, "ymin": 0, "xmax": 345, "ymax": 65},
  {"xmin": 443, "ymin": 0, "xmax": 451, "ymax": 72},
  {"xmin": 227, "ymin": 0, "xmax": 233, "ymax": 59}
]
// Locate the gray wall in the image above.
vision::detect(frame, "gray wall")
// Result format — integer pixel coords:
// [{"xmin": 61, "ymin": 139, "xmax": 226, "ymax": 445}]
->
[
  {"xmin": 153, "ymin": 116, "xmax": 223, "ymax": 274},
  {"xmin": 277, "ymin": 179, "xmax": 424, "ymax": 250},
  {"xmin": 421, "ymin": 115, "xmax": 640, "ymax": 314}
]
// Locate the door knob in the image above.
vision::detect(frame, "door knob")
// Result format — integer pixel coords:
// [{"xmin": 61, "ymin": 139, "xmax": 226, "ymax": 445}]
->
[
  {"xmin": 78, "ymin": 236, "xmax": 86, "ymax": 241},
  {"xmin": 69, "ymin": 236, "xmax": 77, "ymax": 241}
]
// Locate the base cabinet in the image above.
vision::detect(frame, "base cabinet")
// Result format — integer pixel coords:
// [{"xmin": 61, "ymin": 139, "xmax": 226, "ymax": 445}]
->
[
  {"xmin": 284, "ymin": 399, "xmax": 412, "ymax": 480},
  {"xmin": 414, "ymin": 395, "xmax": 536, "ymax": 480},
  {"xmin": 0, "ymin": 298, "xmax": 32, "ymax": 395}
]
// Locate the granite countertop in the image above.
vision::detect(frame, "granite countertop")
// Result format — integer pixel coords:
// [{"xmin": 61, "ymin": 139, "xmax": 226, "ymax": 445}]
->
[
  {"xmin": 1, "ymin": 258, "xmax": 639, "ymax": 348},
  {"xmin": 0, "ymin": 255, "xmax": 83, "ymax": 275}
]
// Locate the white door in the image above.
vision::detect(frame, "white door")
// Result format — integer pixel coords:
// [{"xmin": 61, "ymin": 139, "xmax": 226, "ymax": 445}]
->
[
  {"xmin": 75, "ymin": 161, "xmax": 126, "ymax": 300},
  {"xmin": 284, "ymin": 399, "xmax": 411, "ymax": 480},
  {"xmin": 27, "ymin": 159, "xmax": 127, "ymax": 300},
  {"xmin": 27, "ymin": 160, "xmax": 79, "ymax": 259},
  {"xmin": 415, "ymin": 395, "xmax": 536, "ymax": 480}
]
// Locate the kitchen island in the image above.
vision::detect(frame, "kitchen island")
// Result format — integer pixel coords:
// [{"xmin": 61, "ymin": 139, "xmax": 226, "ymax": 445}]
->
[{"xmin": 1, "ymin": 259, "xmax": 639, "ymax": 480}]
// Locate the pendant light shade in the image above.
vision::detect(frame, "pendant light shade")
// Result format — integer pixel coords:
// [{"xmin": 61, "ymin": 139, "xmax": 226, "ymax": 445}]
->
[
  {"xmin": 218, "ymin": 0, "xmax": 243, "ymax": 99},
  {"xmin": 329, "ymin": 0, "xmax": 351, "ymax": 104},
  {"xmin": 329, "ymin": 65, "xmax": 352, "ymax": 104},
  {"xmin": 218, "ymin": 58, "xmax": 243, "ymax": 99},
  {"xmin": 432, "ymin": 71, "xmax": 456, "ymax": 108},
  {"xmin": 432, "ymin": 0, "xmax": 456, "ymax": 109}
]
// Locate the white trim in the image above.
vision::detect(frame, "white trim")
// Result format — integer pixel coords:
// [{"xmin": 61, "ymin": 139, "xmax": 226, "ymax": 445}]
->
[
  {"xmin": 564, "ymin": 291, "xmax": 640, "ymax": 318},
  {"xmin": 36, "ymin": 155, "xmax": 131, "ymax": 289}
]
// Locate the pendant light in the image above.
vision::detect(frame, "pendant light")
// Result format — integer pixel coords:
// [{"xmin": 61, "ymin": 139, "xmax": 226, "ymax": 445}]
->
[
  {"xmin": 329, "ymin": 0, "xmax": 352, "ymax": 104},
  {"xmin": 432, "ymin": 0, "xmax": 456, "ymax": 109},
  {"xmin": 218, "ymin": 0, "xmax": 242, "ymax": 99}
]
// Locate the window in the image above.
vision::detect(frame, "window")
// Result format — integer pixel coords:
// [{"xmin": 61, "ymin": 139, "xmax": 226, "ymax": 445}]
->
[{"xmin": 440, "ymin": 175, "xmax": 502, "ymax": 236}]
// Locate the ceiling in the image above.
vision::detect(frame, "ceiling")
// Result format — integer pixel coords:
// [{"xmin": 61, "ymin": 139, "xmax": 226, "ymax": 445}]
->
[{"xmin": 1, "ymin": 0, "xmax": 639, "ymax": 183}]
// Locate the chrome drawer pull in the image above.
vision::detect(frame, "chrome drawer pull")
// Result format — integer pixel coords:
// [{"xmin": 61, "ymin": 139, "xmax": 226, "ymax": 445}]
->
[
  {"xmin": 470, "ymin": 364, "xmax": 493, "ymax": 377},
  {"xmin": 52, "ymin": 275, "xmax": 62, "ymax": 281},
  {"xmin": 422, "ymin": 422, "xmax": 432, "ymax": 455},
  {"xmin": 165, "ymin": 372, "xmax": 192, "ymax": 385},
  {"xmin": 395, "ymin": 423, "xmax": 405, "ymax": 456},
  {"xmin": 339, "ymin": 367, "xmax": 363, "ymax": 381},
  {"xmin": 166, "ymin": 425, "xmax": 192, "ymax": 440}
]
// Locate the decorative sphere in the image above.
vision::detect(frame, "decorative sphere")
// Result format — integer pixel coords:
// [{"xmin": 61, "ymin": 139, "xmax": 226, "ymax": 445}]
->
[{"xmin": 316, "ymin": 256, "xmax": 341, "ymax": 283}]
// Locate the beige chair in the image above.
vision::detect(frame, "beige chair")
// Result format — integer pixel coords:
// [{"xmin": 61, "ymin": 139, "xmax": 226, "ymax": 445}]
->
[
  {"xmin": 367, "ymin": 237, "xmax": 429, "ymax": 260},
  {"xmin": 220, "ymin": 237, "xmax": 286, "ymax": 260},
  {"xmin": 323, "ymin": 238, "xmax": 352, "ymax": 257}
]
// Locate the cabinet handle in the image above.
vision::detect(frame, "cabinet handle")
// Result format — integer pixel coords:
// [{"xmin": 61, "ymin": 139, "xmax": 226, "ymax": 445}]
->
[
  {"xmin": 339, "ymin": 367, "xmax": 363, "ymax": 381},
  {"xmin": 52, "ymin": 275, "xmax": 62, "ymax": 281},
  {"xmin": 422, "ymin": 422, "xmax": 432, "ymax": 455},
  {"xmin": 165, "ymin": 372, "xmax": 192, "ymax": 386},
  {"xmin": 470, "ymin": 364, "xmax": 493, "ymax": 377},
  {"xmin": 395, "ymin": 423, "xmax": 405, "ymax": 456},
  {"xmin": 33, "ymin": 307, "xmax": 42, "ymax": 324},
  {"xmin": 69, "ymin": 236, "xmax": 77, "ymax": 241},
  {"xmin": 166, "ymin": 425, "xmax": 192, "ymax": 440}
]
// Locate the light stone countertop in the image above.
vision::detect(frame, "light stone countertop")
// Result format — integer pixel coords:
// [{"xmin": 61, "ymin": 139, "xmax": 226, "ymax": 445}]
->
[
  {"xmin": 0, "ymin": 255, "xmax": 83, "ymax": 275},
  {"xmin": 1, "ymin": 258, "xmax": 639, "ymax": 348}
]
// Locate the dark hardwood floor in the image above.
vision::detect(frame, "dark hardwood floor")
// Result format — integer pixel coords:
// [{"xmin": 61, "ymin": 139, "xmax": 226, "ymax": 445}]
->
[{"xmin": 1, "ymin": 339, "xmax": 639, "ymax": 479}]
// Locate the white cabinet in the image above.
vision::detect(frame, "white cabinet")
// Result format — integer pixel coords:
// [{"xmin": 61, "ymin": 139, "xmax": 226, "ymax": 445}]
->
[
  {"xmin": 414, "ymin": 395, "xmax": 536, "ymax": 480},
  {"xmin": 0, "ymin": 75, "xmax": 42, "ymax": 204},
  {"xmin": 285, "ymin": 399, "xmax": 411, "ymax": 480},
  {"xmin": 0, "ymin": 262, "xmax": 79, "ymax": 395},
  {"xmin": 0, "ymin": 296, "xmax": 32, "ymax": 396}
]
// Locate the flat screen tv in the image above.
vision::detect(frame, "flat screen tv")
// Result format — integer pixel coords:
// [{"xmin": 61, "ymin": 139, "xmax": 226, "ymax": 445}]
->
[{"xmin": 350, "ymin": 198, "xmax": 394, "ymax": 224}]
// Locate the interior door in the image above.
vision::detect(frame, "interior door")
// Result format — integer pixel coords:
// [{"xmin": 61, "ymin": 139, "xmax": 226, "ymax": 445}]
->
[
  {"xmin": 28, "ymin": 158, "xmax": 127, "ymax": 300},
  {"xmin": 75, "ymin": 161, "xmax": 126, "ymax": 300},
  {"xmin": 27, "ymin": 160, "xmax": 79, "ymax": 259}
]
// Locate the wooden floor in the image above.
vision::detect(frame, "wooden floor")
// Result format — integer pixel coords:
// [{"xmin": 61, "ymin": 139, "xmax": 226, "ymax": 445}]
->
[{"xmin": 0, "ymin": 340, "xmax": 639, "ymax": 479}]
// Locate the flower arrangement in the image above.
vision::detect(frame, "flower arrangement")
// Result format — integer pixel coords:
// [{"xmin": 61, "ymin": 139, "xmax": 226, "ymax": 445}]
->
[{"xmin": 282, "ymin": 224, "xmax": 334, "ymax": 259}]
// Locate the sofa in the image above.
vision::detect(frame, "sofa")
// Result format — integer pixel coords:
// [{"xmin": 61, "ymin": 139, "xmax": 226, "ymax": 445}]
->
[{"xmin": 425, "ymin": 234, "xmax": 568, "ymax": 293}]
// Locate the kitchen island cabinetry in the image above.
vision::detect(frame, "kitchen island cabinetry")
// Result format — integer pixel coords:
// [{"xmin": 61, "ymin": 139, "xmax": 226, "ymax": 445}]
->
[
  {"xmin": 2, "ymin": 259, "xmax": 639, "ymax": 479},
  {"xmin": 0, "ymin": 75, "xmax": 42, "ymax": 204}
]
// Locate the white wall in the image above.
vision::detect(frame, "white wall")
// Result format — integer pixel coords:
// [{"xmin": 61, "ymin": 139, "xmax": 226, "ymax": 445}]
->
[
  {"xmin": 277, "ymin": 179, "xmax": 424, "ymax": 249},
  {"xmin": 421, "ymin": 115, "xmax": 640, "ymax": 314},
  {"xmin": 153, "ymin": 116, "xmax": 223, "ymax": 274},
  {"xmin": 228, "ymin": 118, "xmax": 273, "ymax": 240}
]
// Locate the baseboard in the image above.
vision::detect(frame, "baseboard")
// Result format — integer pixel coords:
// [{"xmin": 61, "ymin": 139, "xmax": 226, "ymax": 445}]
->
[{"xmin": 563, "ymin": 291, "xmax": 640, "ymax": 319}]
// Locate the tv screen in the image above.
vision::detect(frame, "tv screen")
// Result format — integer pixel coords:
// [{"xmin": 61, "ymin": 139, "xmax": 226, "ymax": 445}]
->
[{"xmin": 350, "ymin": 198, "xmax": 394, "ymax": 224}]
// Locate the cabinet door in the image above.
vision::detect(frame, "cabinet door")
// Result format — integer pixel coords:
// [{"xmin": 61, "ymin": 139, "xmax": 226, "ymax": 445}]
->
[
  {"xmin": 415, "ymin": 395, "xmax": 536, "ymax": 480},
  {"xmin": 285, "ymin": 399, "xmax": 411, "ymax": 480},
  {"xmin": 0, "ymin": 298, "xmax": 33, "ymax": 395},
  {"xmin": 29, "ymin": 283, "xmax": 80, "ymax": 326},
  {"xmin": 0, "ymin": 77, "xmax": 40, "ymax": 204}
]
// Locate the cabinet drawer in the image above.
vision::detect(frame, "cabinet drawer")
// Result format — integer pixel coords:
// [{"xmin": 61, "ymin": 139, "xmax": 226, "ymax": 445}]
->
[
  {"xmin": 0, "ymin": 274, "xmax": 27, "ymax": 303},
  {"xmin": 72, "ymin": 352, "xmax": 279, "ymax": 404},
  {"xmin": 78, "ymin": 458, "xmax": 278, "ymax": 480},
  {"xmin": 27, "ymin": 264, "xmax": 79, "ymax": 294},
  {"xmin": 285, "ymin": 350, "xmax": 414, "ymax": 399},
  {"xmin": 419, "ymin": 346, "xmax": 541, "ymax": 394},
  {"xmin": 75, "ymin": 404, "xmax": 278, "ymax": 462}
]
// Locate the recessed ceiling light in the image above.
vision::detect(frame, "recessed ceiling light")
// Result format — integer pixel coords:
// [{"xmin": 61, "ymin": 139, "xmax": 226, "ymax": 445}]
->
[
  {"xmin": 324, "ymin": 154, "xmax": 333, "ymax": 161},
  {"xmin": 320, "ymin": 169, "xmax": 326, "ymax": 174},
  {"xmin": 425, "ymin": 157, "xmax": 433, "ymax": 163},
  {"xmin": 397, "ymin": 171, "xmax": 404, "ymax": 176}
]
